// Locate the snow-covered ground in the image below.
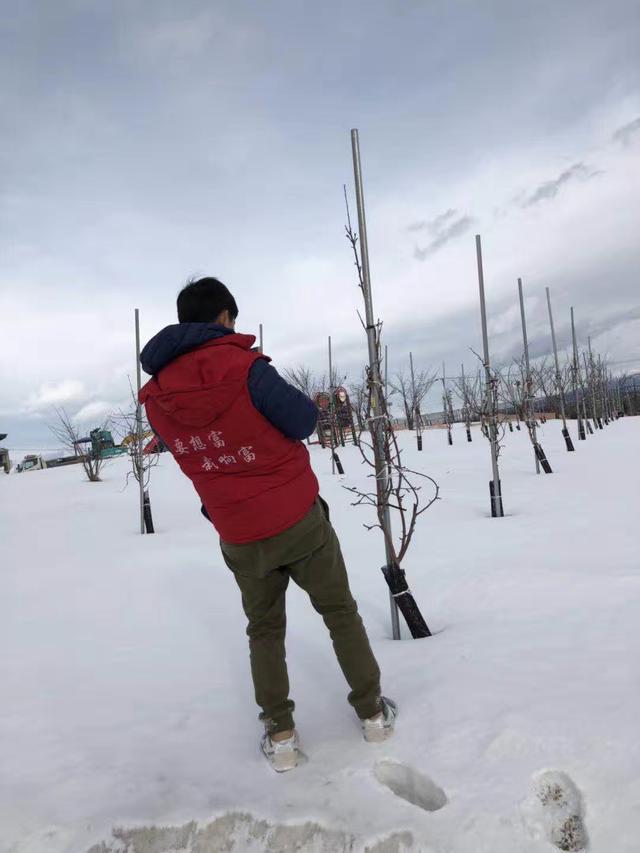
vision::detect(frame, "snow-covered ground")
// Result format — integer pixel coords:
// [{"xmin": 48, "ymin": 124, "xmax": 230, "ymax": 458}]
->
[{"xmin": 2, "ymin": 418, "xmax": 638, "ymax": 853}]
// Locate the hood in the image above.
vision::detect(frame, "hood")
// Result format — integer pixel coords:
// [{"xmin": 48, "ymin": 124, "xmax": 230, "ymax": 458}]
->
[
  {"xmin": 139, "ymin": 329, "xmax": 261, "ymax": 428},
  {"xmin": 140, "ymin": 323, "xmax": 234, "ymax": 375}
]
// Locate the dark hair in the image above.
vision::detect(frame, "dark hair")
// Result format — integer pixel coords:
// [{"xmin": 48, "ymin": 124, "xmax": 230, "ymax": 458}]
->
[{"xmin": 177, "ymin": 277, "xmax": 238, "ymax": 323}]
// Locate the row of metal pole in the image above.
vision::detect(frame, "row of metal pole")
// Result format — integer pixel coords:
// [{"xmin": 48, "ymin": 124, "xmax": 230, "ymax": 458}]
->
[{"xmin": 137, "ymin": 131, "xmax": 627, "ymax": 651}]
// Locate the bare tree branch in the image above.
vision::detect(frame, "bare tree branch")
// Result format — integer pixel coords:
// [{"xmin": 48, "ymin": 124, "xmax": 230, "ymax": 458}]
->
[{"xmin": 48, "ymin": 408, "xmax": 106, "ymax": 482}]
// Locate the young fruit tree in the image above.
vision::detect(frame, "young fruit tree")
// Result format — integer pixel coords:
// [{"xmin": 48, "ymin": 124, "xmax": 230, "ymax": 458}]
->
[
  {"xmin": 453, "ymin": 364, "xmax": 474, "ymax": 441},
  {"xmin": 48, "ymin": 408, "xmax": 106, "ymax": 483},
  {"xmin": 569, "ymin": 307, "xmax": 586, "ymax": 440},
  {"xmin": 474, "ymin": 234, "xmax": 504, "ymax": 517},
  {"xmin": 343, "ymin": 130, "xmax": 438, "ymax": 639},
  {"xmin": 282, "ymin": 365, "xmax": 318, "ymax": 399},
  {"xmin": 517, "ymin": 277, "xmax": 553, "ymax": 473},
  {"xmin": 112, "ymin": 382, "xmax": 159, "ymax": 533},
  {"xmin": 348, "ymin": 372, "xmax": 371, "ymax": 433},
  {"xmin": 388, "ymin": 360, "xmax": 437, "ymax": 433},
  {"xmin": 499, "ymin": 360, "xmax": 552, "ymax": 474},
  {"xmin": 440, "ymin": 362, "xmax": 455, "ymax": 446},
  {"xmin": 545, "ymin": 287, "xmax": 575, "ymax": 451}
]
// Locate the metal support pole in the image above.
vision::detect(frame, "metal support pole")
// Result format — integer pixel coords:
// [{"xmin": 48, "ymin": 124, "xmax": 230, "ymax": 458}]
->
[
  {"xmin": 351, "ymin": 129, "xmax": 401, "ymax": 639},
  {"xmin": 475, "ymin": 235, "xmax": 504, "ymax": 516},
  {"xmin": 518, "ymin": 278, "xmax": 544, "ymax": 473},
  {"xmin": 135, "ymin": 309, "xmax": 145, "ymax": 534},
  {"xmin": 258, "ymin": 323, "xmax": 263, "ymax": 354},
  {"xmin": 328, "ymin": 336, "xmax": 336, "ymax": 475},
  {"xmin": 546, "ymin": 287, "xmax": 574, "ymax": 451},
  {"xmin": 570, "ymin": 307, "xmax": 585, "ymax": 440}
]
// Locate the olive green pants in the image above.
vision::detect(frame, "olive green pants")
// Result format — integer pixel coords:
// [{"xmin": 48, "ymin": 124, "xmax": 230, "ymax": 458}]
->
[{"xmin": 220, "ymin": 497, "xmax": 382, "ymax": 734}]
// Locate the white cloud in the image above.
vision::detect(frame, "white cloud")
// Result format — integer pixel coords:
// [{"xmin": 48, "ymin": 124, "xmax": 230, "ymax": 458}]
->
[
  {"xmin": 74, "ymin": 401, "xmax": 114, "ymax": 423},
  {"xmin": 24, "ymin": 380, "xmax": 86, "ymax": 413},
  {"xmin": 2, "ymin": 1, "xmax": 639, "ymax": 446}
]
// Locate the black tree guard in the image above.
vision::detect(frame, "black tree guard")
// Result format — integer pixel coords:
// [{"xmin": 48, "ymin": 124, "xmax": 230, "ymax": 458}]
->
[
  {"xmin": 417, "ymin": 435, "xmax": 423, "ymax": 451},
  {"xmin": 143, "ymin": 490, "xmax": 155, "ymax": 533},
  {"xmin": 534, "ymin": 443, "xmax": 553, "ymax": 473},
  {"xmin": 489, "ymin": 479, "xmax": 505, "ymax": 517},
  {"xmin": 562, "ymin": 427, "xmax": 575, "ymax": 451},
  {"xmin": 332, "ymin": 452, "xmax": 345, "ymax": 475},
  {"xmin": 466, "ymin": 427, "xmax": 472, "ymax": 442},
  {"xmin": 381, "ymin": 563, "xmax": 431, "ymax": 638}
]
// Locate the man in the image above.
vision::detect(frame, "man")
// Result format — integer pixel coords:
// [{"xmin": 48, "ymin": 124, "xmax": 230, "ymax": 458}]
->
[{"xmin": 139, "ymin": 277, "xmax": 396, "ymax": 772}]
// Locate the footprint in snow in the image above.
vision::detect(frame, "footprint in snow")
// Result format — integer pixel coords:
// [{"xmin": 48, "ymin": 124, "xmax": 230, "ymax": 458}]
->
[
  {"xmin": 522, "ymin": 769, "xmax": 588, "ymax": 851},
  {"xmin": 374, "ymin": 760, "xmax": 447, "ymax": 812}
]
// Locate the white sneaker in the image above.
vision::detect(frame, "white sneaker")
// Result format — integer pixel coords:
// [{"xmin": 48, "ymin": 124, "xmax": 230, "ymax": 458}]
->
[
  {"xmin": 260, "ymin": 730, "xmax": 301, "ymax": 773},
  {"xmin": 362, "ymin": 697, "xmax": 398, "ymax": 743}
]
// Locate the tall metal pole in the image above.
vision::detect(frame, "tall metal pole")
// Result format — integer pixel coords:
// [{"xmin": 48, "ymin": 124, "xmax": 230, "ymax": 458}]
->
[
  {"xmin": 258, "ymin": 323, "xmax": 264, "ymax": 354},
  {"xmin": 351, "ymin": 129, "xmax": 401, "ymax": 639},
  {"xmin": 475, "ymin": 235, "xmax": 504, "ymax": 516},
  {"xmin": 545, "ymin": 287, "xmax": 574, "ymax": 451},
  {"xmin": 570, "ymin": 307, "xmax": 586, "ymax": 440},
  {"xmin": 135, "ymin": 309, "xmax": 145, "ymax": 534},
  {"xmin": 328, "ymin": 335, "xmax": 336, "ymax": 475},
  {"xmin": 518, "ymin": 278, "xmax": 545, "ymax": 473}
]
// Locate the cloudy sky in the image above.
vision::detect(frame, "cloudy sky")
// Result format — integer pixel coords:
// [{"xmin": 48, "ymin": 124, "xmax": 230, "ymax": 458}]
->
[{"xmin": 1, "ymin": 0, "xmax": 639, "ymax": 449}]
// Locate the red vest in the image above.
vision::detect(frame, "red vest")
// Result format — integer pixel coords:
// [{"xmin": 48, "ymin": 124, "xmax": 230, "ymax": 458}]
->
[{"xmin": 139, "ymin": 334, "xmax": 319, "ymax": 543}]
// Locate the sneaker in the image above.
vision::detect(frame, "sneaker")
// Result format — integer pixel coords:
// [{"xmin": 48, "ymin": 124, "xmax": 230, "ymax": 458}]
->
[
  {"xmin": 260, "ymin": 730, "xmax": 301, "ymax": 773},
  {"xmin": 362, "ymin": 697, "xmax": 398, "ymax": 743}
]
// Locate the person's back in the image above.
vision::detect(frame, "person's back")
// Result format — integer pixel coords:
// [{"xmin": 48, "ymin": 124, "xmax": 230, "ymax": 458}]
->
[
  {"xmin": 140, "ymin": 328, "xmax": 319, "ymax": 543},
  {"xmin": 139, "ymin": 277, "xmax": 396, "ymax": 772}
]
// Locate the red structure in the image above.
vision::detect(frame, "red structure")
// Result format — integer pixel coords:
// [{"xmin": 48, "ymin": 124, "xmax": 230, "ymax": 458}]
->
[{"xmin": 314, "ymin": 388, "xmax": 358, "ymax": 448}]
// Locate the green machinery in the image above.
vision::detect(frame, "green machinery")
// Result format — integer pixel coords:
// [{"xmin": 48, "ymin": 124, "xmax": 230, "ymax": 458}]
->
[{"xmin": 74, "ymin": 428, "xmax": 128, "ymax": 460}]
